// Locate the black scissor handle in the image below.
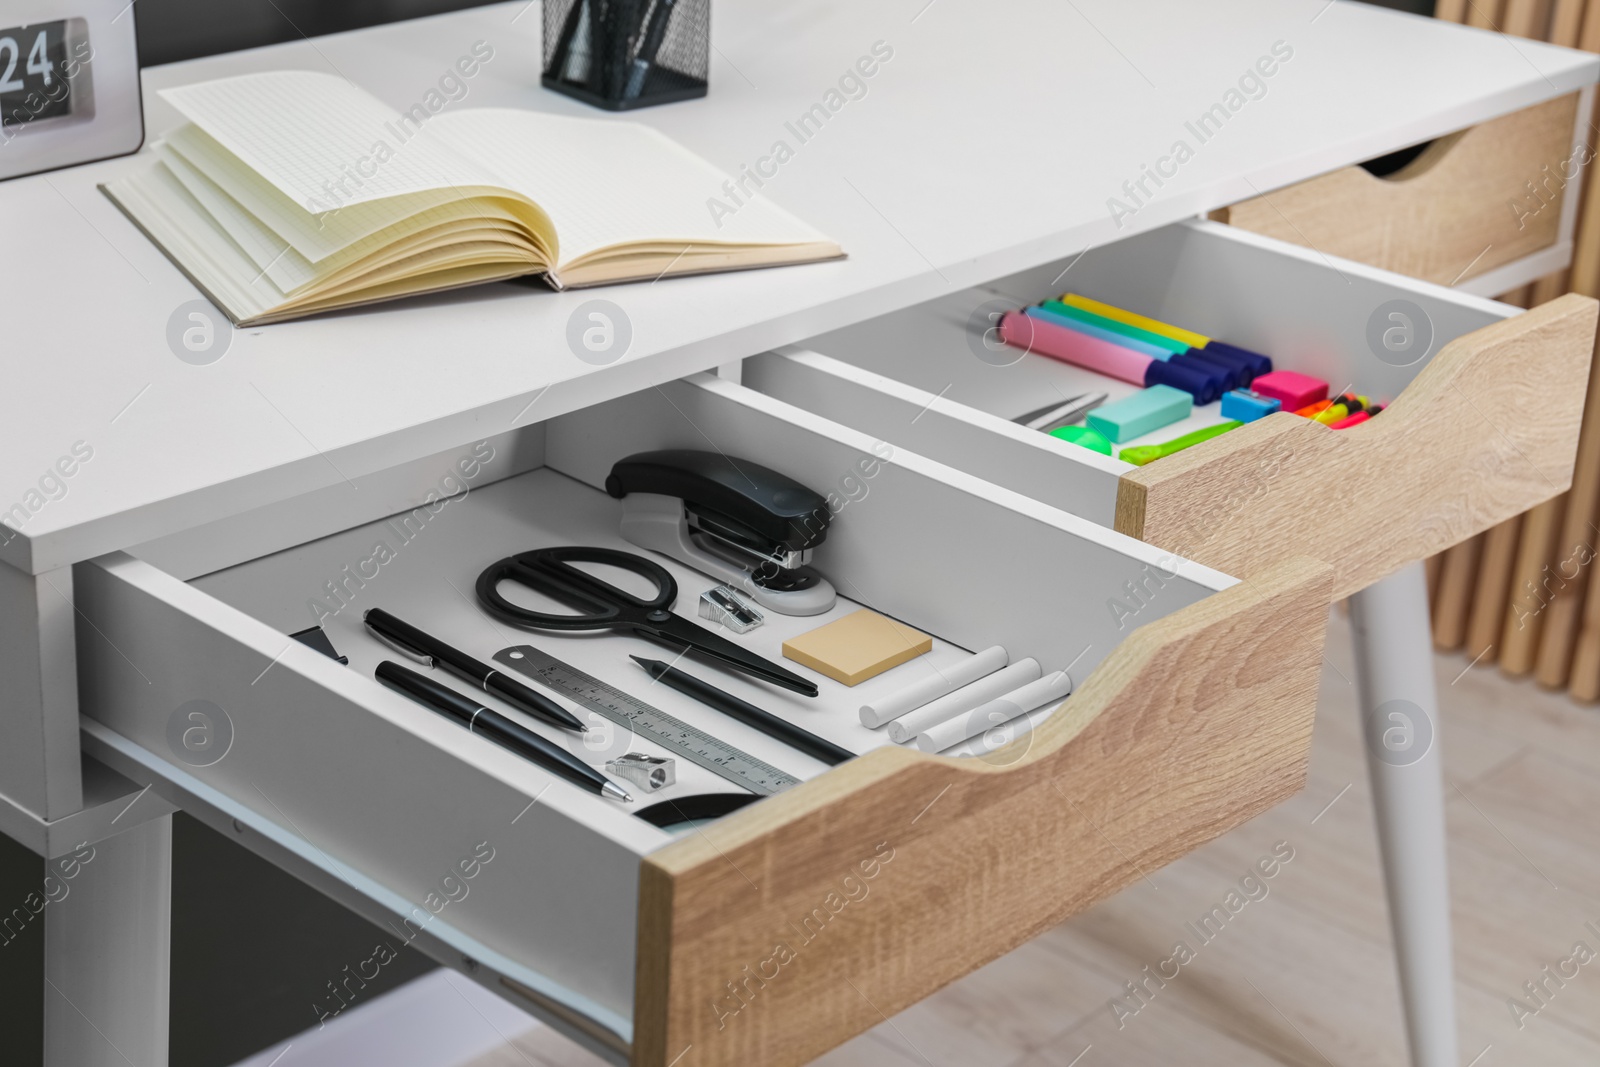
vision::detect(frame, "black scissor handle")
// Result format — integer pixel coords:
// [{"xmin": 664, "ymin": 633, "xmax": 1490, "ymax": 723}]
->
[{"xmin": 475, "ymin": 547, "xmax": 678, "ymax": 631}]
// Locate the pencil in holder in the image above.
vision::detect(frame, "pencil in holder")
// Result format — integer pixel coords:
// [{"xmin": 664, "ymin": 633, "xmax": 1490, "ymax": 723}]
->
[{"xmin": 542, "ymin": 0, "xmax": 710, "ymax": 110}]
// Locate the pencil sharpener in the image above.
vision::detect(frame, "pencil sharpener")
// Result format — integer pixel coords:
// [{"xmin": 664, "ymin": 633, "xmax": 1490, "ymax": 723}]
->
[
  {"xmin": 698, "ymin": 583, "xmax": 765, "ymax": 634},
  {"xmin": 606, "ymin": 753, "xmax": 675, "ymax": 792}
]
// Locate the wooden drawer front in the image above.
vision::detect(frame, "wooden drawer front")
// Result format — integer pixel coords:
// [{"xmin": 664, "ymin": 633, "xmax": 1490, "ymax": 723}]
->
[
  {"xmin": 751, "ymin": 219, "xmax": 1597, "ymax": 599},
  {"xmin": 71, "ymin": 372, "xmax": 1317, "ymax": 1066},
  {"xmin": 634, "ymin": 555, "xmax": 1329, "ymax": 1067},
  {"xmin": 1212, "ymin": 93, "xmax": 1584, "ymax": 287}
]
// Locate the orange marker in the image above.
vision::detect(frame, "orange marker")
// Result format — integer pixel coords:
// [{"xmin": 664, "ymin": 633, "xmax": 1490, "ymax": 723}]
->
[{"xmin": 1295, "ymin": 399, "xmax": 1332, "ymax": 418}]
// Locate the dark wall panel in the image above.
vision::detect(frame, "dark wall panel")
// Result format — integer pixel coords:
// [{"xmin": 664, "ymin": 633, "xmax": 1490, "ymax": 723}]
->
[{"xmin": 134, "ymin": 0, "xmax": 503, "ymax": 67}]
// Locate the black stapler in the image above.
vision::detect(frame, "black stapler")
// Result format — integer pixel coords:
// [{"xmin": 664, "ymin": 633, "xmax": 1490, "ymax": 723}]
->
[{"xmin": 605, "ymin": 450, "xmax": 838, "ymax": 616}]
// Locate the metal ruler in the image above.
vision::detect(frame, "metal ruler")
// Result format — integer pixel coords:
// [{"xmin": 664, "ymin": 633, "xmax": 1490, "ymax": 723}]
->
[{"xmin": 493, "ymin": 645, "xmax": 801, "ymax": 796}]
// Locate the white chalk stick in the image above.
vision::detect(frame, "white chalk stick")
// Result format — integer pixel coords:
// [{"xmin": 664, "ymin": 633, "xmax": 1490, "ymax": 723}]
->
[
  {"xmin": 915, "ymin": 670, "xmax": 1074, "ymax": 753},
  {"xmin": 859, "ymin": 645, "xmax": 1009, "ymax": 728},
  {"xmin": 885, "ymin": 658, "xmax": 1041, "ymax": 743},
  {"xmin": 939, "ymin": 702, "xmax": 1061, "ymax": 758}
]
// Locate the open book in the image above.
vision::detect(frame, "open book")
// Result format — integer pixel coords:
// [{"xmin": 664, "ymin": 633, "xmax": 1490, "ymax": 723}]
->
[{"xmin": 102, "ymin": 71, "xmax": 841, "ymax": 325}]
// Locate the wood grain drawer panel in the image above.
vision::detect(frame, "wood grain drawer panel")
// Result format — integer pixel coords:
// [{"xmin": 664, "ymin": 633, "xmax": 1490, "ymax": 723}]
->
[{"xmin": 1211, "ymin": 93, "xmax": 1584, "ymax": 286}]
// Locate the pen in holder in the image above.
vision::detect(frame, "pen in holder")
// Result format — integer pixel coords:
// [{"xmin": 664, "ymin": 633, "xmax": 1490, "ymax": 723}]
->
[{"xmin": 542, "ymin": 0, "xmax": 709, "ymax": 111}]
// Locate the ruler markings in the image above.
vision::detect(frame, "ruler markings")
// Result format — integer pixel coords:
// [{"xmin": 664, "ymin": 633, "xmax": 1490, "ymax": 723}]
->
[{"xmin": 494, "ymin": 645, "xmax": 801, "ymax": 795}]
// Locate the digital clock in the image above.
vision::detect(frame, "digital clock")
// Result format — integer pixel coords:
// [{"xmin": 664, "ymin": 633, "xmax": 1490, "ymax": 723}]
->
[
  {"xmin": 0, "ymin": 2, "xmax": 142, "ymax": 181},
  {"xmin": 1, "ymin": 20, "xmax": 86, "ymax": 127}
]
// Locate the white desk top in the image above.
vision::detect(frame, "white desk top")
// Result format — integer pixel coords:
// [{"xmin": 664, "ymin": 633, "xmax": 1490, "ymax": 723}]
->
[{"xmin": 4, "ymin": 0, "xmax": 1596, "ymax": 573}]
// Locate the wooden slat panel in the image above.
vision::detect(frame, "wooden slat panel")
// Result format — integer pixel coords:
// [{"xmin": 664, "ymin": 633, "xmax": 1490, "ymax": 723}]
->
[
  {"xmin": 1467, "ymin": 515, "xmax": 1523, "ymax": 660},
  {"xmin": 1467, "ymin": 0, "xmax": 1508, "ymax": 28},
  {"xmin": 1504, "ymin": 0, "xmax": 1553, "ymax": 37},
  {"xmin": 1565, "ymin": 534, "xmax": 1600, "ymax": 697},
  {"xmin": 1500, "ymin": 496, "xmax": 1567, "ymax": 674},
  {"xmin": 1434, "ymin": 534, "xmax": 1485, "ymax": 649},
  {"xmin": 1548, "ymin": 0, "xmax": 1586, "ymax": 44}
]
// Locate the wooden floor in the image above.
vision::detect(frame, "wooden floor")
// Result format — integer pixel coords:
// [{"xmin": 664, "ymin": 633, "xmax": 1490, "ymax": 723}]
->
[{"xmin": 471, "ymin": 610, "xmax": 1600, "ymax": 1067}]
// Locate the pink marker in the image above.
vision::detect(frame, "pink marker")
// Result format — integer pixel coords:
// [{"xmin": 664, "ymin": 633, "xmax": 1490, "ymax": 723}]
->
[{"xmin": 999, "ymin": 311, "xmax": 1151, "ymax": 385}]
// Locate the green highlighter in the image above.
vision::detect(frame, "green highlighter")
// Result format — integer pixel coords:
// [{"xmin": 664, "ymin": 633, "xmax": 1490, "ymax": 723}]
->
[
  {"xmin": 1119, "ymin": 421, "xmax": 1243, "ymax": 466},
  {"xmin": 1048, "ymin": 425, "xmax": 1114, "ymax": 454}
]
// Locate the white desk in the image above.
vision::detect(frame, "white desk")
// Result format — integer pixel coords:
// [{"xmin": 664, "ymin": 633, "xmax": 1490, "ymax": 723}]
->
[
  {"xmin": 2, "ymin": 0, "xmax": 1595, "ymax": 572},
  {"xmin": 2, "ymin": 3, "xmax": 1596, "ymax": 1065}
]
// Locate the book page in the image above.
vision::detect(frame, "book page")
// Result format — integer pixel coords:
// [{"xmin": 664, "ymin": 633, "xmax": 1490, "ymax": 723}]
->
[
  {"xmin": 104, "ymin": 164, "xmax": 290, "ymax": 324},
  {"xmin": 164, "ymin": 123, "xmax": 463, "ymax": 262},
  {"xmin": 154, "ymin": 141, "xmax": 319, "ymax": 293},
  {"xmin": 164, "ymin": 124, "xmax": 548, "ymax": 268},
  {"xmin": 160, "ymin": 71, "xmax": 504, "ymax": 213},
  {"xmin": 428, "ymin": 109, "xmax": 831, "ymax": 267}
]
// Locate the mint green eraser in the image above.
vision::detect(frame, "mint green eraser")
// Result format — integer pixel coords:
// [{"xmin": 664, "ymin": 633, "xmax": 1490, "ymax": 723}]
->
[{"xmin": 1086, "ymin": 385, "xmax": 1192, "ymax": 443}]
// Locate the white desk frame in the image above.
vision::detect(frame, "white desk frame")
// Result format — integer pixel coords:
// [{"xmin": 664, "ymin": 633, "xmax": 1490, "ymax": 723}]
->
[{"xmin": 3, "ymin": 3, "xmax": 1597, "ymax": 1063}]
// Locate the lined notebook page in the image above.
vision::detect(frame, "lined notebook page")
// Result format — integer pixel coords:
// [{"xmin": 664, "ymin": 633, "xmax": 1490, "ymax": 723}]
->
[
  {"xmin": 155, "ymin": 141, "xmax": 319, "ymax": 293},
  {"xmin": 160, "ymin": 71, "xmax": 500, "ymax": 211},
  {"xmin": 163, "ymin": 123, "xmax": 516, "ymax": 264},
  {"xmin": 429, "ymin": 109, "xmax": 831, "ymax": 266}
]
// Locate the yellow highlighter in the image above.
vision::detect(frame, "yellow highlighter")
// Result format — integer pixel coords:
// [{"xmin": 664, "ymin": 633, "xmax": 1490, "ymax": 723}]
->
[{"xmin": 1059, "ymin": 294, "xmax": 1212, "ymax": 350}]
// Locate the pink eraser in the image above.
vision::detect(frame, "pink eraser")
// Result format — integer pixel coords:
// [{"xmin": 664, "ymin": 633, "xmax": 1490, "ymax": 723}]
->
[
  {"xmin": 1249, "ymin": 370, "xmax": 1327, "ymax": 411},
  {"xmin": 999, "ymin": 311, "xmax": 1152, "ymax": 386}
]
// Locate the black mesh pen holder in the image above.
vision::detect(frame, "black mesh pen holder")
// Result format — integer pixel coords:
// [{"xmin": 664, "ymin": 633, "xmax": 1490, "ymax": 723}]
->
[{"xmin": 542, "ymin": 0, "xmax": 709, "ymax": 111}]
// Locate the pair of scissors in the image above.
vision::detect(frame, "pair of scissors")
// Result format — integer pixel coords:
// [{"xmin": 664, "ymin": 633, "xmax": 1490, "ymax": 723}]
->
[{"xmin": 476, "ymin": 546, "xmax": 819, "ymax": 697}]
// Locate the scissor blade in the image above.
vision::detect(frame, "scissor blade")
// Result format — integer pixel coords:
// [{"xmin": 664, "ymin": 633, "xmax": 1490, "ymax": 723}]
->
[{"xmin": 638, "ymin": 616, "xmax": 819, "ymax": 697}]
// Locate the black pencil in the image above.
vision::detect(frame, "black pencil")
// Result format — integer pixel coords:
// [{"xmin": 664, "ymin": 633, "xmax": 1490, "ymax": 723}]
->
[{"xmin": 630, "ymin": 656, "xmax": 853, "ymax": 765}]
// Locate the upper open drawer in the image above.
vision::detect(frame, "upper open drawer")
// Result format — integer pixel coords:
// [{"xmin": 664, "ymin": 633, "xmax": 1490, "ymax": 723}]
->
[
  {"xmin": 71, "ymin": 372, "xmax": 1328, "ymax": 1067},
  {"xmin": 746, "ymin": 219, "xmax": 1598, "ymax": 599}
]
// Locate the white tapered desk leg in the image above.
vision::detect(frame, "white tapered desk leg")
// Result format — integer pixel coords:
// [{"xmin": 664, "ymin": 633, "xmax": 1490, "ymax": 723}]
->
[
  {"xmin": 1348, "ymin": 562, "xmax": 1458, "ymax": 1067},
  {"xmin": 44, "ymin": 815, "xmax": 172, "ymax": 1067}
]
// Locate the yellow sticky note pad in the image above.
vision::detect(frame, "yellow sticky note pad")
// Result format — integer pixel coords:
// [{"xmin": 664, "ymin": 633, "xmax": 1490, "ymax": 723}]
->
[{"xmin": 782, "ymin": 609, "xmax": 933, "ymax": 687}]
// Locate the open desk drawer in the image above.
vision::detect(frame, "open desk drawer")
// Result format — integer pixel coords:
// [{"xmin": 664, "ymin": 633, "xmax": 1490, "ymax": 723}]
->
[
  {"xmin": 748, "ymin": 219, "xmax": 1598, "ymax": 599},
  {"xmin": 71, "ymin": 373, "xmax": 1329, "ymax": 1067}
]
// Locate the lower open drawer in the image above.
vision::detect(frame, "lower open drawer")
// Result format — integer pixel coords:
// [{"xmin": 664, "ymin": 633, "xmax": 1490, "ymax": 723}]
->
[
  {"xmin": 72, "ymin": 372, "xmax": 1329, "ymax": 1066},
  {"xmin": 746, "ymin": 218, "xmax": 1597, "ymax": 598}
]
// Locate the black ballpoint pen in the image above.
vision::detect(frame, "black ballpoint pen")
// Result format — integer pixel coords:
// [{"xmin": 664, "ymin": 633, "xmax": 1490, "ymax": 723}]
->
[
  {"xmin": 376, "ymin": 660, "xmax": 630, "ymax": 802},
  {"xmin": 364, "ymin": 608, "xmax": 585, "ymax": 732},
  {"xmin": 622, "ymin": 0, "xmax": 678, "ymax": 100},
  {"xmin": 631, "ymin": 656, "xmax": 853, "ymax": 766}
]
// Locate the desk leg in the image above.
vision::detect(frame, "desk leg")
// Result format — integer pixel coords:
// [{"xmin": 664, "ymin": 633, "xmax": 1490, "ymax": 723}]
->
[
  {"xmin": 0, "ymin": 561, "xmax": 85, "ymax": 821},
  {"xmin": 44, "ymin": 815, "xmax": 172, "ymax": 1067},
  {"xmin": 1348, "ymin": 562, "xmax": 1458, "ymax": 1067}
]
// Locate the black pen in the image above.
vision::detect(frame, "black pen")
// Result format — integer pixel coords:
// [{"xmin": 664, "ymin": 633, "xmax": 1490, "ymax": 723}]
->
[
  {"xmin": 631, "ymin": 656, "xmax": 853, "ymax": 766},
  {"xmin": 623, "ymin": 0, "xmax": 678, "ymax": 99},
  {"xmin": 376, "ymin": 661, "xmax": 630, "ymax": 802},
  {"xmin": 364, "ymin": 608, "xmax": 585, "ymax": 732}
]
